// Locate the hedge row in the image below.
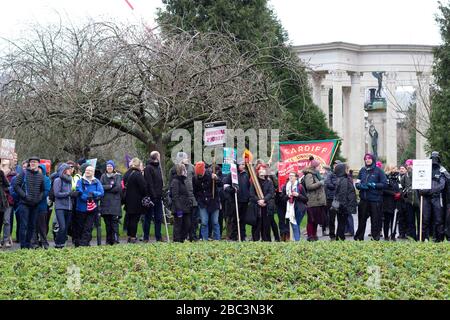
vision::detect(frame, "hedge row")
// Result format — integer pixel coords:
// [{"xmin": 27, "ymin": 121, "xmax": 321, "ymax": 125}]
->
[{"xmin": 0, "ymin": 242, "xmax": 448, "ymax": 299}]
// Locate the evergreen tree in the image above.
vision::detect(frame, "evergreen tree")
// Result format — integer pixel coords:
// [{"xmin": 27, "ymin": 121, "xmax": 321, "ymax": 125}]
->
[
  {"xmin": 429, "ymin": 1, "xmax": 450, "ymax": 169},
  {"xmin": 157, "ymin": 0, "xmax": 339, "ymax": 144}
]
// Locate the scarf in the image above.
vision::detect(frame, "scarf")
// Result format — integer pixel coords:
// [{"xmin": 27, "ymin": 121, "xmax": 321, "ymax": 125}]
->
[{"xmin": 285, "ymin": 180, "xmax": 298, "ymax": 225}]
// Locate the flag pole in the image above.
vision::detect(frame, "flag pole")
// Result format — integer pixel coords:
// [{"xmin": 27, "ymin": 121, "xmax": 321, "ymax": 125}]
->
[{"xmin": 330, "ymin": 140, "xmax": 341, "ymax": 165}]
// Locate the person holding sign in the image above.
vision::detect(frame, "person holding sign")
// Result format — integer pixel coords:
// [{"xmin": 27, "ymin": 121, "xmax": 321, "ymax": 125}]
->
[
  {"xmin": 223, "ymin": 160, "xmax": 250, "ymax": 241},
  {"xmin": 250, "ymin": 168, "xmax": 275, "ymax": 242},
  {"xmin": 418, "ymin": 152, "xmax": 446, "ymax": 242},
  {"xmin": 354, "ymin": 153, "xmax": 387, "ymax": 241}
]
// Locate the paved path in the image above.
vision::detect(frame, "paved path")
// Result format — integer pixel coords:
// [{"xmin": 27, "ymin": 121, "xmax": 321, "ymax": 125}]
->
[{"xmin": 1, "ymin": 214, "xmax": 409, "ymax": 251}]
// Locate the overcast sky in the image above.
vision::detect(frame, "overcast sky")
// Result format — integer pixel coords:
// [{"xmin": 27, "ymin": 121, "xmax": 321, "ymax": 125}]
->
[{"xmin": 0, "ymin": 0, "xmax": 442, "ymax": 46}]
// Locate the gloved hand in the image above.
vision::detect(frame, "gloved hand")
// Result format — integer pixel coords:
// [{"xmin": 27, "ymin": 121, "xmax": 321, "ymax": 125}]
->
[
  {"xmin": 358, "ymin": 183, "xmax": 369, "ymax": 190},
  {"xmin": 70, "ymin": 191, "xmax": 79, "ymax": 198},
  {"xmin": 88, "ymin": 192, "xmax": 94, "ymax": 200},
  {"xmin": 367, "ymin": 182, "xmax": 376, "ymax": 189},
  {"xmin": 419, "ymin": 189, "xmax": 430, "ymax": 196},
  {"xmin": 176, "ymin": 210, "xmax": 184, "ymax": 218}
]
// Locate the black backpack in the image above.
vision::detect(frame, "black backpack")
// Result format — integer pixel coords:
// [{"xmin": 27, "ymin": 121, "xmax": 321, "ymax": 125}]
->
[{"xmin": 48, "ymin": 175, "xmax": 59, "ymax": 203}]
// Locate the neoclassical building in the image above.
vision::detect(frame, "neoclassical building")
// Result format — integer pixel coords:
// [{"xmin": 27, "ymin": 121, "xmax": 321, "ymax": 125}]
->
[{"xmin": 294, "ymin": 42, "xmax": 434, "ymax": 170}]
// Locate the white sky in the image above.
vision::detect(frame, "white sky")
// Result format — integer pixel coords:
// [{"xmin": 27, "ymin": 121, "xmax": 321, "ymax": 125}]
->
[{"xmin": 0, "ymin": 0, "xmax": 442, "ymax": 45}]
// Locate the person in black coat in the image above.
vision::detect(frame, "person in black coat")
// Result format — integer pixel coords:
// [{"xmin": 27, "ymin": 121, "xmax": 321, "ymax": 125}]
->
[
  {"xmin": 250, "ymin": 168, "xmax": 275, "ymax": 242},
  {"xmin": 123, "ymin": 158, "xmax": 147, "ymax": 243},
  {"xmin": 223, "ymin": 159, "xmax": 251, "ymax": 241},
  {"xmin": 332, "ymin": 163, "xmax": 357, "ymax": 240},
  {"xmin": 382, "ymin": 166, "xmax": 401, "ymax": 240},
  {"xmin": 170, "ymin": 164, "xmax": 193, "ymax": 242},
  {"xmin": 143, "ymin": 151, "xmax": 164, "ymax": 242},
  {"xmin": 14, "ymin": 156, "xmax": 45, "ymax": 249},
  {"xmin": 100, "ymin": 160, "xmax": 122, "ymax": 245}
]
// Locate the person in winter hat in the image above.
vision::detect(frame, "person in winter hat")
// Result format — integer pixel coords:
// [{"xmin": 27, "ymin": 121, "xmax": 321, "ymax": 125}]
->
[
  {"xmin": 100, "ymin": 160, "xmax": 122, "ymax": 245},
  {"xmin": 30, "ymin": 164, "xmax": 51, "ymax": 249},
  {"xmin": 14, "ymin": 157, "xmax": 45, "ymax": 249},
  {"xmin": 73, "ymin": 166, "xmax": 104, "ymax": 247},
  {"xmin": 354, "ymin": 153, "xmax": 387, "ymax": 241},
  {"xmin": 53, "ymin": 163, "xmax": 76, "ymax": 248}
]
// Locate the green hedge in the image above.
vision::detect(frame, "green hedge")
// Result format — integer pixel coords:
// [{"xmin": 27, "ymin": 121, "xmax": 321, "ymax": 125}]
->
[{"xmin": 0, "ymin": 242, "xmax": 448, "ymax": 299}]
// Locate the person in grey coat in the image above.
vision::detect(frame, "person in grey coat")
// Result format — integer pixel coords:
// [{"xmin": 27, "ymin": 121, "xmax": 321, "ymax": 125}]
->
[
  {"xmin": 100, "ymin": 160, "xmax": 123, "ymax": 245},
  {"xmin": 53, "ymin": 163, "xmax": 76, "ymax": 248},
  {"xmin": 169, "ymin": 152, "xmax": 198, "ymax": 241}
]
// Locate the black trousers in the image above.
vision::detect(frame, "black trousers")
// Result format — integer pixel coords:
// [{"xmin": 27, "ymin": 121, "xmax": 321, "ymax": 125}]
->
[
  {"xmin": 445, "ymin": 206, "xmax": 450, "ymax": 241},
  {"xmin": 226, "ymin": 201, "xmax": 248, "ymax": 241},
  {"xmin": 252, "ymin": 206, "xmax": 271, "ymax": 241},
  {"xmin": 336, "ymin": 208, "xmax": 348, "ymax": 241},
  {"xmin": 397, "ymin": 203, "xmax": 408, "ymax": 237},
  {"xmin": 126, "ymin": 213, "xmax": 140, "ymax": 238},
  {"xmin": 189, "ymin": 207, "xmax": 199, "ymax": 241},
  {"xmin": 328, "ymin": 199, "xmax": 337, "ymax": 238},
  {"xmin": 422, "ymin": 196, "xmax": 444, "ymax": 241},
  {"xmin": 173, "ymin": 212, "xmax": 191, "ymax": 242},
  {"xmin": 103, "ymin": 215, "xmax": 120, "ymax": 245},
  {"xmin": 73, "ymin": 211, "xmax": 96, "ymax": 247},
  {"xmin": 276, "ymin": 201, "xmax": 289, "ymax": 237},
  {"xmin": 270, "ymin": 214, "xmax": 280, "ymax": 241},
  {"xmin": 355, "ymin": 201, "xmax": 382, "ymax": 241},
  {"xmin": 32, "ymin": 212, "xmax": 50, "ymax": 247},
  {"xmin": 383, "ymin": 210, "xmax": 395, "ymax": 239}
]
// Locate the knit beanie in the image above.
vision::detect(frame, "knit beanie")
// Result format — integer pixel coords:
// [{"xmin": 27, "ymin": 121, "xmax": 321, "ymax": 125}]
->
[
  {"xmin": 106, "ymin": 160, "xmax": 115, "ymax": 169},
  {"xmin": 195, "ymin": 161, "xmax": 206, "ymax": 176},
  {"xmin": 310, "ymin": 160, "xmax": 320, "ymax": 168}
]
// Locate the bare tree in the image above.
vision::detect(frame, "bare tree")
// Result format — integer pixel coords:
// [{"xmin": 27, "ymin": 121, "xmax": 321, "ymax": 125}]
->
[{"xmin": 0, "ymin": 20, "xmax": 308, "ymax": 167}]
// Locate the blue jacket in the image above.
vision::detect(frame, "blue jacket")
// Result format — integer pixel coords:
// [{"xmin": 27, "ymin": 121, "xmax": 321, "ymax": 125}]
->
[
  {"xmin": 356, "ymin": 163, "xmax": 387, "ymax": 202},
  {"xmin": 53, "ymin": 163, "xmax": 73, "ymax": 211},
  {"xmin": 76, "ymin": 177, "xmax": 104, "ymax": 213},
  {"xmin": 37, "ymin": 164, "xmax": 51, "ymax": 213}
]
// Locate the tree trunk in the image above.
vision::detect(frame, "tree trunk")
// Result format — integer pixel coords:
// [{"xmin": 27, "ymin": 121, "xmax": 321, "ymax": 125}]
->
[{"xmin": 147, "ymin": 137, "xmax": 168, "ymax": 187}]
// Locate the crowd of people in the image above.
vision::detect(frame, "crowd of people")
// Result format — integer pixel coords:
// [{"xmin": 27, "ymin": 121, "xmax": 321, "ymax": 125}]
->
[{"xmin": 0, "ymin": 150, "xmax": 449, "ymax": 249}]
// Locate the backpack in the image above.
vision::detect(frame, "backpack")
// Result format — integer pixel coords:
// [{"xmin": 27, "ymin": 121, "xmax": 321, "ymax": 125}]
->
[
  {"xmin": 48, "ymin": 175, "xmax": 60, "ymax": 203},
  {"xmin": 299, "ymin": 174, "xmax": 308, "ymax": 193}
]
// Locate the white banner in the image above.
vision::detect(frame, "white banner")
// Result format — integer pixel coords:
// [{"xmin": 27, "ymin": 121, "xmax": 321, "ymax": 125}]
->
[
  {"xmin": 230, "ymin": 164, "xmax": 238, "ymax": 186},
  {"xmin": 412, "ymin": 159, "xmax": 432, "ymax": 190},
  {"xmin": 0, "ymin": 139, "xmax": 16, "ymax": 160},
  {"xmin": 204, "ymin": 121, "xmax": 227, "ymax": 146}
]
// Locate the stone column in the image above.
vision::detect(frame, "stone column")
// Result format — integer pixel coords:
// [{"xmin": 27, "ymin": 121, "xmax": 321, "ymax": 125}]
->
[
  {"xmin": 385, "ymin": 72, "xmax": 398, "ymax": 165},
  {"xmin": 348, "ymin": 72, "xmax": 365, "ymax": 170},
  {"xmin": 331, "ymin": 71, "xmax": 345, "ymax": 138},
  {"xmin": 415, "ymin": 73, "xmax": 431, "ymax": 159},
  {"xmin": 310, "ymin": 73, "xmax": 323, "ymax": 108},
  {"xmin": 320, "ymin": 85, "xmax": 331, "ymax": 126}
]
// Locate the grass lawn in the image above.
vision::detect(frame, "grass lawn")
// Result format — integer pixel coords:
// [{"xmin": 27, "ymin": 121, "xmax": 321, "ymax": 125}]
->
[{"xmin": 0, "ymin": 241, "xmax": 448, "ymax": 299}]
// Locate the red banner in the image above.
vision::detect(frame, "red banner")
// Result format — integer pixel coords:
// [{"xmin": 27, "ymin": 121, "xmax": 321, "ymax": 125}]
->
[
  {"xmin": 40, "ymin": 159, "xmax": 51, "ymax": 174},
  {"xmin": 279, "ymin": 140, "xmax": 338, "ymax": 165},
  {"xmin": 277, "ymin": 162, "xmax": 299, "ymax": 192},
  {"xmin": 277, "ymin": 140, "xmax": 339, "ymax": 191}
]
